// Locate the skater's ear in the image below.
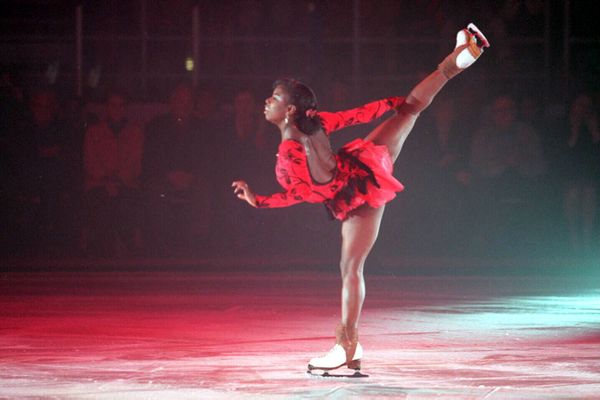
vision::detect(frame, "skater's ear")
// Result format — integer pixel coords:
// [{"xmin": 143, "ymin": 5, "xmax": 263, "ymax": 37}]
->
[{"xmin": 286, "ymin": 104, "xmax": 297, "ymax": 117}]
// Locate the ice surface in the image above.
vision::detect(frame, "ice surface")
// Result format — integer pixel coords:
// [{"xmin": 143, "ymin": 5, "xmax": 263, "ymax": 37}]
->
[{"xmin": 1, "ymin": 269, "xmax": 599, "ymax": 399}]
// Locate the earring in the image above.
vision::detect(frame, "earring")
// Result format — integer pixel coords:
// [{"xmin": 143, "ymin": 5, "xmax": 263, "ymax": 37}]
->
[{"xmin": 284, "ymin": 115, "xmax": 289, "ymax": 125}]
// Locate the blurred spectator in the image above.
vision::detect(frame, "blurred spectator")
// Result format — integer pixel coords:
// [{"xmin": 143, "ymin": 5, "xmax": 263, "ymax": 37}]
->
[
  {"xmin": 0, "ymin": 68, "xmax": 26, "ymax": 189},
  {"xmin": 61, "ymin": 95, "xmax": 93, "ymax": 172},
  {"xmin": 409, "ymin": 96, "xmax": 472, "ymax": 255},
  {"xmin": 142, "ymin": 83, "xmax": 213, "ymax": 256},
  {"xmin": 0, "ymin": 68, "xmax": 28, "ymax": 254},
  {"xmin": 471, "ymin": 95, "xmax": 546, "ymax": 182},
  {"xmin": 195, "ymin": 87, "xmax": 221, "ymax": 122},
  {"xmin": 519, "ymin": 94, "xmax": 544, "ymax": 132},
  {"xmin": 12, "ymin": 88, "xmax": 77, "ymax": 254},
  {"xmin": 82, "ymin": 90, "xmax": 144, "ymax": 257},
  {"xmin": 63, "ymin": 95, "xmax": 96, "ymax": 254},
  {"xmin": 487, "ymin": 0, "xmax": 545, "ymax": 76},
  {"xmin": 560, "ymin": 94, "xmax": 600, "ymax": 256},
  {"xmin": 212, "ymin": 88, "xmax": 279, "ymax": 255},
  {"xmin": 469, "ymin": 94, "xmax": 547, "ymax": 254},
  {"xmin": 498, "ymin": 0, "xmax": 545, "ymax": 37}
]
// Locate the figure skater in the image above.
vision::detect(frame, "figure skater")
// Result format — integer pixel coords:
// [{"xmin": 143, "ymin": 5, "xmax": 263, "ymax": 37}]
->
[{"xmin": 232, "ymin": 24, "xmax": 489, "ymax": 372}]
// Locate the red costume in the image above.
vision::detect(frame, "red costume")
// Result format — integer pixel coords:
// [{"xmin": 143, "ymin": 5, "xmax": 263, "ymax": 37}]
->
[{"xmin": 254, "ymin": 97, "xmax": 406, "ymax": 220}]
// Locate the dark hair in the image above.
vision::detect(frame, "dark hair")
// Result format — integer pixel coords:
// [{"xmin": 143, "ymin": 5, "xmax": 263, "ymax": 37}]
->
[{"xmin": 273, "ymin": 78, "xmax": 322, "ymax": 135}]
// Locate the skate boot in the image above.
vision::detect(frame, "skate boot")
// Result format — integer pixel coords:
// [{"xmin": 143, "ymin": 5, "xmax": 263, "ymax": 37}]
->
[
  {"xmin": 438, "ymin": 23, "xmax": 490, "ymax": 79},
  {"xmin": 307, "ymin": 324, "xmax": 362, "ymax": 371}
]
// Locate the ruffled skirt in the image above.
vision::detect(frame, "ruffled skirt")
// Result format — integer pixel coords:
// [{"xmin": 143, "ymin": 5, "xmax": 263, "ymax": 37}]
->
[{"xmin": 325, "ymin": 138, "xmax": 404, "ymax": 220}]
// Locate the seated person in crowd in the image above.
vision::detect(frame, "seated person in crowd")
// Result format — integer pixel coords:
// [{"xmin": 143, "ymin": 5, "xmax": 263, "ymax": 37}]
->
[
  {"xmin": 142, "ymin": 83, "xmax": 212, "ymax": 255},
  {"xmin": 83, "ymin": 89, "xmax": 144, "ymax": 256},
  {"xmin": 469, "ymin": 94, "xmax": 547, "ymax": 253},
  {"xmin": 14, "ymin": 88, "xmax": 75, "ymax": 254}
]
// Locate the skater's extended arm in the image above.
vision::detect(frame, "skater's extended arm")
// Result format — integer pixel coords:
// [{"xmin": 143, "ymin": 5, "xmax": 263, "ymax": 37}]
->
[
  {"xmin": 254, "ymin": 187, "xmax": 309, "ymax": 209},
  {"xmin": 235, "ymin": 140, "xmax": 312, "ymax": 209},
  {"xmin": 319, "ymin": 96, "xmax": 405, "ymax": 135}
]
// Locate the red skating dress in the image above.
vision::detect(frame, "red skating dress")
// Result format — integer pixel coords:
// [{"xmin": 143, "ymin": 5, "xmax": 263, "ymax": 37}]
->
[{"xmin": 254, "ymin": 97, "xmax": 406, "ymax": 220}]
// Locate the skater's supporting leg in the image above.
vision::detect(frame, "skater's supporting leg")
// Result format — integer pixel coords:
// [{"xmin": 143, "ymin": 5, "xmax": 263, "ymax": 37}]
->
[
  {"xmin": 338, "ymin": 205, "xmax": 385, "ymax": 359},
  {"xmin": 307, "ymin": 204, "xmax": 384, "ymax": 371}
]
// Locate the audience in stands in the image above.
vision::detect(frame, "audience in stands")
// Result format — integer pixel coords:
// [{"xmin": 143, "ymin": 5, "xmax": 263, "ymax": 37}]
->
[
  {"xmin": 469, "ymin": 94, "xmax": 547, "ymax": 254},
  {"xmin": 0, "ymin": 0, "xmax": 598, "ymax": 260},
  {"xmin": 13, "ymin": 88, "xmax": 77, "ymax": 254},
  {"xmin": 82, "ymin": 89, "xmax": 144, "ymax": 256},
  {"xmin": 560, "ymin": 93, "xmax": 600, "ymax": 257},
  {"xmin": 142, "ymin": 83, "xmax": 213, "ymax": 256}
]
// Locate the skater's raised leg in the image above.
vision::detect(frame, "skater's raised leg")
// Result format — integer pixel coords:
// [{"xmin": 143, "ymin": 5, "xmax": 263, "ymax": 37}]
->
[
  {"xmin": 308, "ymin": 23, "xmax": 489, "ymax": 374},
  {"xmin": 367, "ymin": 23, "xmax": 489, "ymax": 161}
]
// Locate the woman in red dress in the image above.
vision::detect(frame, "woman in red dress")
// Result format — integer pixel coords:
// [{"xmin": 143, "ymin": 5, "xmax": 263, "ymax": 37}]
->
[{"xmin": 232, "ymin": 24, "xmax": 489, "ymax": 373}]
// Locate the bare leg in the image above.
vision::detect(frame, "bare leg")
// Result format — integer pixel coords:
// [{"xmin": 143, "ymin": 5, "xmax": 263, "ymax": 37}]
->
[
  {"xmin": 309, "ymin": 24, "xmax": 489, "ymax": 371},
  {"xmin": 307, "ymin": 204, "xmax": 385, "ymax": 370},
  {"xmin": 340, "ymin": 205, "xmax": 385, "ymax": 329},
  {"xmin": 366, "ymin": 70, "xmax": 449, "ymax": 161},
  {"xmin": 366, "ymin": 23, "xmax": 489, "ymax": 161},
  {"xmin": 330, "ymin": 69, "xmax": 447, "ymax": 359},
  {"xmin": 335, "ymin": 204, "xmax": 386, "ymax": 364}
]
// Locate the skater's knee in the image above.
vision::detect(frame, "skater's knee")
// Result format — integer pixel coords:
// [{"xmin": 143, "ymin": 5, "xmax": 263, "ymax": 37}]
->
[
  {"xmin": 342, "ymin": 270, "xmax": 364, "ymax": 290},
  {"xmin": 400, "ymin": 94, "xmax": 429, "ymax": 116},
  {"xmin": 340, "ymin": 258, "xmax": 366, "ymax": 281}
]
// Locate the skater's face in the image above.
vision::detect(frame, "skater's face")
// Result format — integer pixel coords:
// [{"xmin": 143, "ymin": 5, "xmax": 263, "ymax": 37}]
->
[{"xmin": 264, "ymin": 85, "xmax": 294, "ymax": 125}]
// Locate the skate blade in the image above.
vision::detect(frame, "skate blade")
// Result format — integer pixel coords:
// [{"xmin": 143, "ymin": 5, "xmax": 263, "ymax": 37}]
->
[
  {"xmin": 467, "ymin": 22, "xmax": 490, "ymax": 48},
  {"xmin": 307, "ymin": 369, "xmax": 369, "ymax": 378}
]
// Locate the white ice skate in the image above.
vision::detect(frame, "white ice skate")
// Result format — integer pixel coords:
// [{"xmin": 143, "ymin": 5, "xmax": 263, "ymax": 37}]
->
[
  {"xmin": 307, "ymin": 342, "xmax": 366, "ymax": 377},
  {"xmin": 439, "ymin": 22, "xmax": 490, "ymax": 79}
]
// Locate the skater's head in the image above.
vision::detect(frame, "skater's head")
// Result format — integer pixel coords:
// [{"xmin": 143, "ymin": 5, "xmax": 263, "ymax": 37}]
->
[{"xmin": 265, "ymin": 78, "xmax": 321, "ymax": 135}]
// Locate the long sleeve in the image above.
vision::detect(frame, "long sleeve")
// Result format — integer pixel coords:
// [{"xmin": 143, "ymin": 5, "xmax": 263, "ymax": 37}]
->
[
  {"xmin": 319, "ymin": 96, "xmax": 404, "ymax": 135},
  {"xmin": 255, "ymin": 140, "xmax": 313, "ymax": 209},
  {"xmin": 254, "ymin": 187, "xmax": 309, "ymax": 208}
]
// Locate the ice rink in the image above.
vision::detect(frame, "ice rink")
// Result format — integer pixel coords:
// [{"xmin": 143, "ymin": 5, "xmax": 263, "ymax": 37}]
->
[{"xmin": 1, "ymin": 261, "xmax": 599, "ymax": 399}]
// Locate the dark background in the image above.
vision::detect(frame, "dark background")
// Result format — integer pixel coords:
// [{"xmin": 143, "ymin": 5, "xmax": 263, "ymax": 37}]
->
[{"xmin": 1, "ymin": 0, "xmax": 599, "ymax": 267}]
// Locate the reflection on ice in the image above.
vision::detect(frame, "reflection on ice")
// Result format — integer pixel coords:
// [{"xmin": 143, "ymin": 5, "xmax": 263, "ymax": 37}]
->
[{"xmin": 1, "ymin": 271, "xmax": 599, "ymax": 399}]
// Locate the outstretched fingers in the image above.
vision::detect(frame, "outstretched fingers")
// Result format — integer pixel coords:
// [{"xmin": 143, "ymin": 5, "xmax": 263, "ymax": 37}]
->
[{"xmin": 231, "ymin": 180, "xmax": 257, "ymax": 207}]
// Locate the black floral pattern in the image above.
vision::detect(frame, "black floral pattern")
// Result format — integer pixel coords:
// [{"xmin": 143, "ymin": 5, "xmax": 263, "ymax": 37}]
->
[{"xmin": 254, "ymin": 96, "xmax": 405, "ymax": 218}]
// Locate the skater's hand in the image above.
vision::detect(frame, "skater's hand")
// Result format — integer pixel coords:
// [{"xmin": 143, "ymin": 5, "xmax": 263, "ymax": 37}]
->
[{"xmin": 232, "ymin": 180, "xmax": 257, "ymax": 207}]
